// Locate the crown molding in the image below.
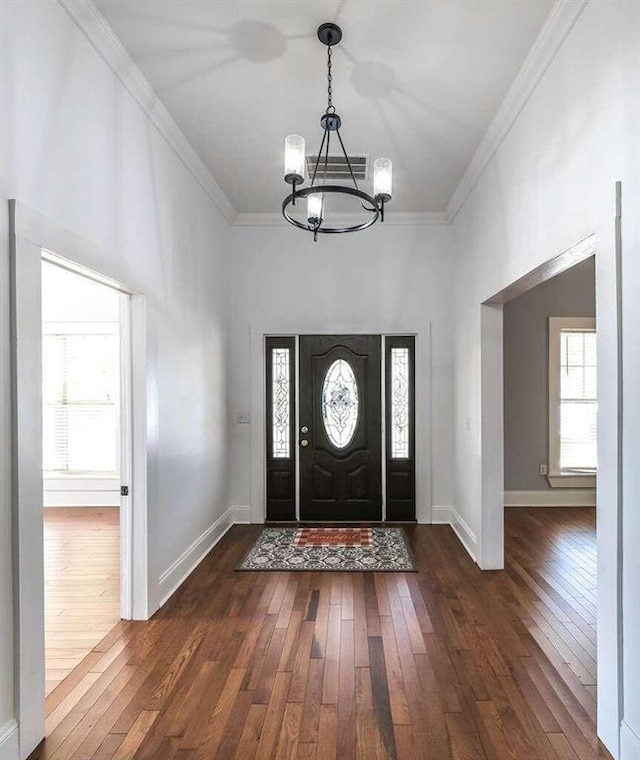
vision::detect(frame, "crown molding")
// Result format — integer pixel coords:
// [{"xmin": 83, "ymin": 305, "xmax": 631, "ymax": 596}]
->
[
  {"xmin": 233, "ymin": 211, "xmax": 449, "ymax": 227},
  {"xmin": 445, "ymin": 0, "xmax": 589, "ymax": 222},
  {"xmin": 57, "ymin": 0, "xmax": 237, "ymax": 224}
]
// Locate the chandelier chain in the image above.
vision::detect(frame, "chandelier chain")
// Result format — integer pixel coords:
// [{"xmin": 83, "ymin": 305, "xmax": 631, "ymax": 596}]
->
[{"xmin": 326, "ymin": 45, "xmax": 334, "ymax": 113}]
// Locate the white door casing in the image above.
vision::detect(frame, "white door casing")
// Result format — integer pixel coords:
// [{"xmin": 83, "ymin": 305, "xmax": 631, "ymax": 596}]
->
[
  {"xmin": 9, "ymin": 200, "xmax": 150, "ymax": 759},
  {"xmin": 250, "ymin": 320, "xmax": 432, "ymax": 526}
]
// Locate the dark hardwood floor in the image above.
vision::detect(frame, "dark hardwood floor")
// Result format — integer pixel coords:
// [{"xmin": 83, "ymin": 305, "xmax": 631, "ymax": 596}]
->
[{"xmin": 31, "ymin": 507, "xmax": 612, "ymax": 760}]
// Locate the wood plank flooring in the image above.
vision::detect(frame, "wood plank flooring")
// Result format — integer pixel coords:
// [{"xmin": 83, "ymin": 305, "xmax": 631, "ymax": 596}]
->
[
  {"xmin": 44, "ymin": 507, "xmax": 120, "ymax": 695},
  {"xmin": 31, "ymin": 507, "xmax": 612, "ymax": 760}
]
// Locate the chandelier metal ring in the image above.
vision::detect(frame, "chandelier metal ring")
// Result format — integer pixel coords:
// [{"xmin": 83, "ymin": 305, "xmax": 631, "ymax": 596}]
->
[{"xmin": 282, "ymin": 185, "xmax": 380, "ymax": 234}]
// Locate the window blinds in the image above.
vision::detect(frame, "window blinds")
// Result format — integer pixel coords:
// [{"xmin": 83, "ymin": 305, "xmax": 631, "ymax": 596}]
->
[
  {"xmin": 559, "ymin": 330, "xmax": 597, "ymax": 472},
  {"xmin": 43, "ymin": 324, "xmax": 120, "ymax": 475}
]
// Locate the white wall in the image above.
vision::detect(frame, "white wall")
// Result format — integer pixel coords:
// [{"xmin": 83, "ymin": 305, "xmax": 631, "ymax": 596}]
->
[
  {"xmin": 228, "ymin": 223, "xmax": 454, "ymax": 525},
  {"xmin": 450, "ymin": 1, "xmax": 640, "ymax": 755},
  {"xmin": 0, "ymin": 0, "xmax": 231, "ymax": 738}
]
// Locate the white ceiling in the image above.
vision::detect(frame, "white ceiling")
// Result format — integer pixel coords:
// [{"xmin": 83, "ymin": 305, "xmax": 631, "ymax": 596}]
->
[{"xmin": 95, "ymin": 0, "xmax": 554, "ymax": 214}]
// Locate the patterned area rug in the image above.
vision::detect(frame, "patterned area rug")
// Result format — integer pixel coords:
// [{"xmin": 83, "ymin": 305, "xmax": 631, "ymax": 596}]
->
[{"xmin": 237, "ymin": 527, "xmax": 415, "ymax": 572}]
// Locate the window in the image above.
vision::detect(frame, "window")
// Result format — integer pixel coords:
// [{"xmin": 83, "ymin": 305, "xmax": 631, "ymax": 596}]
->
[
  {"xmin": 322, "ymin": 358, "xmax": 359, "ymax": 449},
  {"xmin": 548, "ymin": 317, "xmax": 596, "ymax": 487},
  {"xmin": 43, "ymin": 322, "xmax": 120, "ymax": 475},
  {"xmin": 265, "ymin": 337, "xmax": 296, "ymax": 521},
  {"xmin": 271, "ymin": 347, "xmax": 292, "ymax": 458},
  {"xmin": 390, "ymin": 347, "xmax": 410, "ymax": 459},
  {"xmin": 385, "ymin": 336, "xmax": 415, "ymax": 520}
]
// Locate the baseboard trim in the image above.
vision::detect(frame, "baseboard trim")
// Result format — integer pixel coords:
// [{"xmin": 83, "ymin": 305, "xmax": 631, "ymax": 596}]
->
[
  {"xmin": 621, "ymin": 720, "xmax": 640, "ymax": 760},
  {"xmin": 232, "ymin": 505, "xmax": 252, "ymax": 524},
  {"xmin": 44, "ymin": 477, "xmax": 121, "ymax": 506},
  {"xmin": 44, "ymin": 493, "xmax": 120, "ymax": 507},
  {"xmin": 158, "ymin": 506, "xmax": 250, "ymax": 607},
  {"xmin": 0, "ymin": 720, "xmax": 19, "ymax": 760},
  {"xmin": 432, "ymin": 505, "xmax": 477, "ymax": 562},
  {"xmin": 505, "ymin": 489, "xmax": 596, "ymax": 507}
]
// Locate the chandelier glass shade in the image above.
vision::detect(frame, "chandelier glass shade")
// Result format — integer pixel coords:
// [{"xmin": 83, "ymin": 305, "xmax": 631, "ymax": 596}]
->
[
  {"xmin": 282, "ymin": 23, "xmax": 392, "ymax": 241},
  {"xmin": 284, "ymin": 134, "xmax": 306, "ymax": 184}
]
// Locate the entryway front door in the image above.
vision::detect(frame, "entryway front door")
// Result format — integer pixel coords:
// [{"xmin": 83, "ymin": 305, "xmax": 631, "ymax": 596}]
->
[{"xmin": 299, "ymin": 335, "xmax": 382, "ymax": 521}]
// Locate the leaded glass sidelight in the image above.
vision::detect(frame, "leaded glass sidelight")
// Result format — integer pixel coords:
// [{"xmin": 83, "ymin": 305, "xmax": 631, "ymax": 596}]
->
[
  {"xmin": 266, "ymin": 336, "xmax": 296, "ymax": 521},
  {"xmin": 272, "ymin": 348, "xmax": 291, "ymax": 458},
  {"xmin": 385, "ymin": 336, "xmax": 415, "ymax": 521},
  {"xmin": 322, "ymin": 359, "xmax": 359, "ymax": 449},
  {"xmin": 391, "ymin": 347, "xmax": 410, "ymax": 459}
]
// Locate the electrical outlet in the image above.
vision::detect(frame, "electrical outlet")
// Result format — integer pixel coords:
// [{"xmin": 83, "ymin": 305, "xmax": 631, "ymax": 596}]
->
[{"xmin": 539, "ymin": 463, "xmax": 548, "ymax": 476}]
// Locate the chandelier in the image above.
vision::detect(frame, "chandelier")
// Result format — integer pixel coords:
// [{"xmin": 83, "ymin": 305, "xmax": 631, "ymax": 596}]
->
[{"xmin": 282, "ymin": 23, "xmax": 393, "ymax": 241}]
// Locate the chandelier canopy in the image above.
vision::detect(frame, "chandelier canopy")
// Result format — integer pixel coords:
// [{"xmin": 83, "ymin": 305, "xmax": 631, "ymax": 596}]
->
[{"xmin": 282, "ymin": 23, "xmax": 393, "ymax": 241}]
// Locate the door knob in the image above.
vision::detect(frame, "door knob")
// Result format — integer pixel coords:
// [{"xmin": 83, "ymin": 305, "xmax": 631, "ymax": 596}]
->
[
  {"xmin": 300, "ymin": 439, "xmax": 309, "ymax": 447},
  {"xmin": 301, "ymin": 426, "xmax": 309, "ymax": 433}
]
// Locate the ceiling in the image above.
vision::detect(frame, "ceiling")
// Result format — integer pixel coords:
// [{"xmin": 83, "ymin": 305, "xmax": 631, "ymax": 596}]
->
[{"xmin": 95, "ymin": 0, "xmax": 554, "ymax": 215}]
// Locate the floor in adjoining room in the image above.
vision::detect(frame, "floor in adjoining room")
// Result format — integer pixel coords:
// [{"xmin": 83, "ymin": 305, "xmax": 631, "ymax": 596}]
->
[
  {"xmin": 44, "ymin": 507, "xmax": 120, "ymax": 695},
  {"xmin": 504, "ymin": 506, "xmax": 597, "ymax": 704},
  {"xmin": 33, "ymin": 507, "xmax": 611, "ymax": 760}
]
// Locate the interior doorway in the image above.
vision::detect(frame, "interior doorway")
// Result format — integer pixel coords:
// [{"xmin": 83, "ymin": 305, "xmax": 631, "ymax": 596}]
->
[
  {"xmin": 478, "ymin": 234, "xmax": 598, "ymax": 569},
  {"xmin": 41, "ymin": 260, "xmax": 127, "ymax": 695},
  {"xmin": 477, "ymin": 232, "xmax": 616, "ymax": 741},
  {"xmin": 503, "ymin": 256, "xmax": 597, "ymax": 503},
  {"xmin": 502, "ymin": 255, "xmax": 597, "ymax": 707}
]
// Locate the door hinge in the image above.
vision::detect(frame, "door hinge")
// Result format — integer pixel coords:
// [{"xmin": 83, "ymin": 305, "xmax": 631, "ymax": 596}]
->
[{"xmin": 120, "ymin": 485, "xmax": 129, "ymax": 496}]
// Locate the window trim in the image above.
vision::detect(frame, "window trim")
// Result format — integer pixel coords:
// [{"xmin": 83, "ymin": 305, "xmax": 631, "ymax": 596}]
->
[{"xmin": 548, "ymin": 316, "xmax": 596, "ymax": 488}]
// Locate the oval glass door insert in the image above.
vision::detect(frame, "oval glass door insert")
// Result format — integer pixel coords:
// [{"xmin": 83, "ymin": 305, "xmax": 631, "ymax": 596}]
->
[{"xmin": 322, "ymin": 359, "xmax": 359, "ymax": 449}]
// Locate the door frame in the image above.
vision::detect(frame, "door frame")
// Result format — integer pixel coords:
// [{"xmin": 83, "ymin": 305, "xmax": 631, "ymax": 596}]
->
[
  {"xmin": 480, "ymin": 233, "xmax": 598, "ymax": 569},
  {"xmin": 250, "ymin": 319, "xmax": 431, "ymax": 525},
  {"xmin": 479, "ymin": 228, "xmax": 624, "ymax": 750},
  {"xmin": 41, "ymin": 250, "xmax": 137, "ymax": 621},
  {"xmin": 9, "ymin": 200, "xmax": 150, "ymax": 759}
]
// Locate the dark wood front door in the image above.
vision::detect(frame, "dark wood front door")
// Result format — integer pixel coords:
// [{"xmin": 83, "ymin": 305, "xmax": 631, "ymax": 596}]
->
[{"xmin": 299, "ymin": 335, "xmax": 382, "ymax": 521}]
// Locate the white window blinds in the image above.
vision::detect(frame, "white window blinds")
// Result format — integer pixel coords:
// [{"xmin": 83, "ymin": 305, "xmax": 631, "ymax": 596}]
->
[
  {"xmin": 43, "ymin": 323, "xmax": 120, "ymax": 475},
  {"xmin": 559, "ymin": 329, "xmax": 597, "ymax": 472}
]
